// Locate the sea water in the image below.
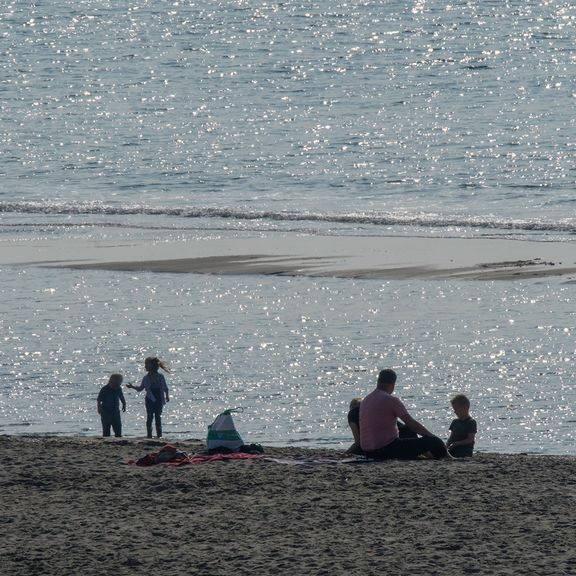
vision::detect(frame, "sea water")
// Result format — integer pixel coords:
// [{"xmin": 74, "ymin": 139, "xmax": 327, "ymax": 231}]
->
[{"xmin": 1, "ymin": 1, "xmax": 576, "ymax": 454}]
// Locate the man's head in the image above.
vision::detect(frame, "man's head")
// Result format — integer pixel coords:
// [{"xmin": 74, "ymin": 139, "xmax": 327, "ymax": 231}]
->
[{"xmin": 377, "ymin": 369, "xmax": 397, "ymax": 391}]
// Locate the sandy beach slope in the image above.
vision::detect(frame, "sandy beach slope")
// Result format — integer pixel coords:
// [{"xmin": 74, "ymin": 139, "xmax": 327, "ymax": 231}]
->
[
  {"xmin": 5, "ymin": 233, "xmax": 576, "ymax": 280},
  {"xmin": 1, "ymin": 436, "xmax": 575, "ymax": 576}
]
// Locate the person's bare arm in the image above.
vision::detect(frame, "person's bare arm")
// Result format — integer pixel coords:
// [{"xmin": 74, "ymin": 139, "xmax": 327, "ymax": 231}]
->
[
  {"xmin": 400, "ymin": 413, "xmax": 435, "ymax": 437},
  {"xmin": 126, "ymin": 382, "xmax": 144, "ymax": 392}
]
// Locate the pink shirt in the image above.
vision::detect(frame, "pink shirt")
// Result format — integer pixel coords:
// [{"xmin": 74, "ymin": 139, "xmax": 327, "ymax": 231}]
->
[
  {"xmin": 359, "ymin": 389, "xmax": 408, "ymax": 452},
  {"xmin": 135, "ymin": 372, "xmax": 169, "ymax": 405}
]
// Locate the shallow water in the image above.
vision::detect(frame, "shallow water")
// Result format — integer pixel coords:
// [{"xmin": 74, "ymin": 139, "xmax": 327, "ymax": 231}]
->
[
  {"xmin": 2, "ymin": 264, "xmax": 575, "ymax": 455},
  {"xmin": 1, "ymin": 1, "xmax": 576, "ymax": 453}
]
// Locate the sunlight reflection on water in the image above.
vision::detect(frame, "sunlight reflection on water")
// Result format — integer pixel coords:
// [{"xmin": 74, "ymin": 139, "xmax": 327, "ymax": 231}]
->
[{"xmin": 2, "ymin": 266, "xmax": 575, "ymax": 455}]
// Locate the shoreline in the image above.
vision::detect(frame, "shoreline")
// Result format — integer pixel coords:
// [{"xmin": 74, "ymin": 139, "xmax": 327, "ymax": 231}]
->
[
  {"xmin": 5, "ymin": 233, "xmax": 576, "ymax": 281},
  {"xmin": 0, "ymin": 431, "xmax": 564, "ymax": 457},
  {"xmin": 0, "ymin": 432, "xmax": 570, "ymax": 458},
  {"xmin": 1, "ymin": 435, "xmax": 575, "ymax": 575}
]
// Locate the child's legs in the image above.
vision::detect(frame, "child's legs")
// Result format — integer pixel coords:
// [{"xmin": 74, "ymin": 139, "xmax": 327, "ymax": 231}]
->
[
  {"xmin": 145, "ymin": 399, "xmax": 155, "ymax": 438},
  {"xmin": 111, "ymin": 411, "xmax": 122, "ymax": 437},
  {"xmin": 101, "ymin": 413, "xmax": 112, "ymax": 437},
  {"xmin": 449, "ymin": 445, "xmax": 474, "ymax": 458},
  {"xmin": 154, "ymin": 403, "xmax": 164, "ymax": 437}
]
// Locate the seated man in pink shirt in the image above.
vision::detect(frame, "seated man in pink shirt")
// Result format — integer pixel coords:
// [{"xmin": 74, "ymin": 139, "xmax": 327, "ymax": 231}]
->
[{"xmin": 360, "ymin": 369, "xmax": 448, "ymax": 460}]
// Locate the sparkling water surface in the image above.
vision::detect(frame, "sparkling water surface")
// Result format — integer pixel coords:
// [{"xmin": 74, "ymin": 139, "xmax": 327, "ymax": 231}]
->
[
  {"xmin": 1, "ymin": 0, "xmax": 576, "ymax": 454},
  {"xmin": 2, "ymin": 0, "xmax": 575, "ymax": 220},
  {"xmin": 2, "ymin": 266, "xmax": 576, "ymax": 455}
]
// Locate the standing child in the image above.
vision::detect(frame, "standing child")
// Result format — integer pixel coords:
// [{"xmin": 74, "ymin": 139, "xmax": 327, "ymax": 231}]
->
[
  {"xmin": 447, "ymin": 394, "xmax": 477, "ymax": 458},
  {"xmin": 126, "ymin": 357, "xmax": 170, "ymax": 439},
  {"xmin": 97, "ymin": 374, "xmax": 126, "ymax": 438}
]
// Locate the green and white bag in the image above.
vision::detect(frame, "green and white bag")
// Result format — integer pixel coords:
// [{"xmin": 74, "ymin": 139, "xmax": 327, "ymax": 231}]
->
[{"xmin": 206, "ymin": 409, "xmax": 244, "ymax": 452}]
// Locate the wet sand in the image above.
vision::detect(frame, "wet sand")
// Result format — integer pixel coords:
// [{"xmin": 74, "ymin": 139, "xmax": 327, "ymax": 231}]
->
[
  {"xmin": 1, "ymin": 435, "xmax": 575, "ymax": 576},
  {"xmin": 5, "ymin": 233, "xmax": 576, "ymax": 281}
]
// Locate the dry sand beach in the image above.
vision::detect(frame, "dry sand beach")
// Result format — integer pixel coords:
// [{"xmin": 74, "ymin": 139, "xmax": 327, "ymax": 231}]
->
[
  {"xmin": 1, "ymin": 436, "xmax": 576, "ymax": 576},
  {"xmin": 5, "ymin": 233, "xmax": 576, "ymax": 281}
]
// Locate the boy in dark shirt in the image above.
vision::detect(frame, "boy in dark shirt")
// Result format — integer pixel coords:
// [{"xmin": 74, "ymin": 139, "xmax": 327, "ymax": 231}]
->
[
  {"xmin": 97, "ymin": 374, "xmax": 126, "ymax": 437},
  {"xmin": 447, "ymin": 394, "xmax": 477, "ymax": 458}
]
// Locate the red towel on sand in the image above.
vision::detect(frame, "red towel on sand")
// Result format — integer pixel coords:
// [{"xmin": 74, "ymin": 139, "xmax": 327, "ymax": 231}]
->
[{"xmin": 129, "ymin": 446, "xmax": 268, "ymax": 466}]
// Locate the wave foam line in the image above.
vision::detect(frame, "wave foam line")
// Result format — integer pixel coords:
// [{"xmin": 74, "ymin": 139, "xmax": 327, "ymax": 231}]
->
[{"xmin": 1, "ymin": 201, "xmax": 575, "ymax": 234}]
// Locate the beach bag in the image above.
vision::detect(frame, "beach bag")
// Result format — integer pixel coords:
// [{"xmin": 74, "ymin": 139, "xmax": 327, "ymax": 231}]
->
[{"xmin": 206, "ymin": 409, "xmax": 244, "ymax": 452}]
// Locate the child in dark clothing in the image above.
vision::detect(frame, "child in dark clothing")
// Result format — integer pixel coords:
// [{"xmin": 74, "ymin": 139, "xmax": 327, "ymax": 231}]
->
[
  {"xmin": 447, "ymin": 394, "xmax": 477, "ymax": 457},
  {"xmin": 97, "ymin": 374, "xmax": 126, "ymax": 437},
  {"xmin": 347, "ymin": 397, "xmax": 363, "ymax": 454}
]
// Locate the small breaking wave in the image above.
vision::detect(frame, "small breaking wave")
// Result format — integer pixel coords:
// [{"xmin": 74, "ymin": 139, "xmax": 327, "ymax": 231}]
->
[{"xmin": 1, "ymin": 200, "xmax": 575, "ymax": 236}]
